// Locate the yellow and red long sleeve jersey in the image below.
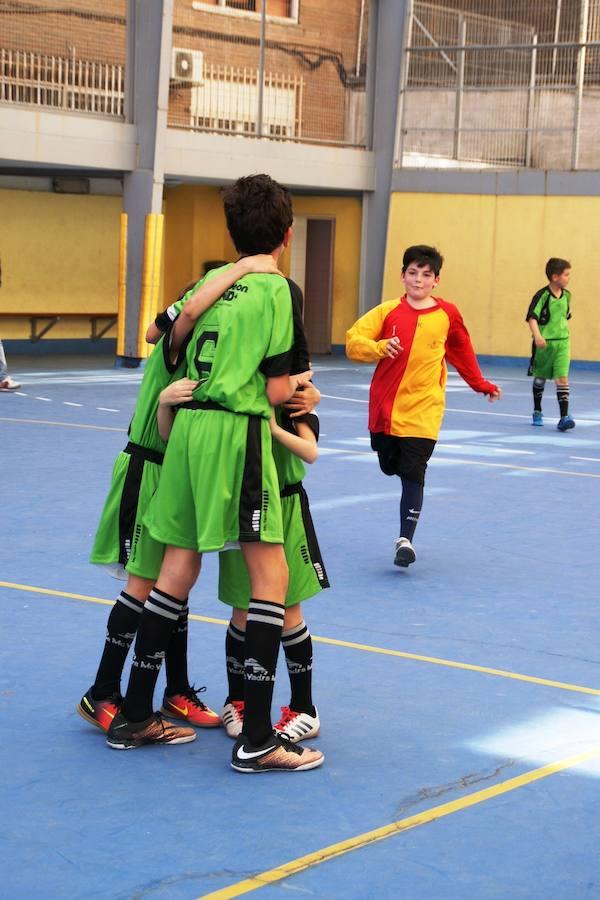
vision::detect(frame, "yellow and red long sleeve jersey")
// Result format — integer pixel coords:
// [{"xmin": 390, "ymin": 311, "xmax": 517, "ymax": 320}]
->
[{"xmin": 346, "ymin": 296, "xmax": 497, "ymax": 441}]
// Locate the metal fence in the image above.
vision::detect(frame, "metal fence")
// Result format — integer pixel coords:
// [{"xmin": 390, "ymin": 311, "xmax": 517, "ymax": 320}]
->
[
  {"xmin": 170, "ymin": 0, "xmax": 370, "ymax": 147},
  {"xmin": 397, "ymin": 0, "xmax": 600, "ymax": 169},
  {"xmin": 0, "ymin": 0, "xmax": 127, "ymax": 120}
]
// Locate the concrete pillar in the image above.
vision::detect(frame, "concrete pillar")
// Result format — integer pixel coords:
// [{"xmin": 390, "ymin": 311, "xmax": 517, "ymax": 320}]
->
[
  {"xmin": 358, "ymin": 0, "xmax": 409, "ymax": 315},
  {"xmin": 119, "ymin": 0, "xmax": 173, "ymax": 365}
]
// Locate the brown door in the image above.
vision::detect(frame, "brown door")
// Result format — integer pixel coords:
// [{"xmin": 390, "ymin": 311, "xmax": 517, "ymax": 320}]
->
[{"xmin": 303, "ymin": 218, "xmax": 335, "ymax": 355}]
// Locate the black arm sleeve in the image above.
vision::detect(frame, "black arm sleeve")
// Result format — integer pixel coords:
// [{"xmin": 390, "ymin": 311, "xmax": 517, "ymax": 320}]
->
[
  {"xmin": 525, "ymin": 287, "xmax": 547, "ymax": 323},
  {"xmin": 280, "ymin": 411, "xmax": 320, "ymax": 442},
  {"xmin": 286, "ymin": 278, "xmax": 311, "ymax": 375},
  {"xmin": 154, "ymin": 309, "xmax": 173, "ymax": 334}
]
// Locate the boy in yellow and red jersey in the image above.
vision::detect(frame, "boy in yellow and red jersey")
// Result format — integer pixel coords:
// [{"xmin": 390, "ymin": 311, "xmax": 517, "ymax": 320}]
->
[{"xmin": 346, "ymin": 245, "xmax": 501, "ymax": 569}]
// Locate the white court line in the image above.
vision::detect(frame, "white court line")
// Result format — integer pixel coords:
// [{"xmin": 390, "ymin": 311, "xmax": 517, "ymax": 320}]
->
[
  {"xmin": 310, "ymin": 492, "xmax": 392, "ymax": 511},
  {"xmin": 322, "ymin": 393, "xmax": 367, "ymax": 404},
  {"xmin": 321, "ymin": 394, "xmax": 600, "ymax": 425},
  {"xmin": 35, "ymin": 396, "xmax": 52, "ymax": 402},
  {"xmin": 570, "ymin": 456, "xmax": 600, "ymax": 462},
  {"xmin": 14, "ymin": 392, "xmax": 28, "ymax": 396},
  {"xmin": 438, "ymin": 443, "xmax": 535, "ymax": 456},
  {"xmin": 63, "ymin": 402, "xmax": 83, "ymax": 407},
  {"xmin": 96, "ymin": 407, "xmax": 120, "ymax": 412}
]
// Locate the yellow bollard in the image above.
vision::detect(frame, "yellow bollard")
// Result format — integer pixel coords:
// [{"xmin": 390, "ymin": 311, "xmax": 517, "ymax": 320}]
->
[{"xmin": 117, "ymin": 213, "xmax": 128, "ymax": 357}]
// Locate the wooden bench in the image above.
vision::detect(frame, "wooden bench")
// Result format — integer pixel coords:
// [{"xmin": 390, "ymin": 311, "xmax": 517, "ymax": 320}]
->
[{"xmin": 0, "ymin": 312, "xmax": 117, "ymax": 343}]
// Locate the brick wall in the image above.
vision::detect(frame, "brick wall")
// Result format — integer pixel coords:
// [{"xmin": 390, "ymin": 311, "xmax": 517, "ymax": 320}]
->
[
  {"xmin": 1, "ymin": 0, "xmax": 126, "ymax": 64},
  {"xmin": 1, "ymin": 0, "xmax": 368, "ymax": 144},
  {"xmin": 171, "ymin": 0, "xmax": 368, "ymax": 143}
]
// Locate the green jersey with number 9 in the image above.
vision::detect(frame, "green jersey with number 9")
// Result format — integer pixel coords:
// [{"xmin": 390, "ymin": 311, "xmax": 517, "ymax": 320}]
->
[{"xmin": 185, "ymin": 268, "xmax": 294, "ymax": 415}]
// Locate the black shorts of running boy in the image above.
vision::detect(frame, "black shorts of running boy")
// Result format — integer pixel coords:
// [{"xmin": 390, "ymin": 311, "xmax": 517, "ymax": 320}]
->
[{"xmin": 370, "ymin": 433, "xmax": 436, "ymax": 485}]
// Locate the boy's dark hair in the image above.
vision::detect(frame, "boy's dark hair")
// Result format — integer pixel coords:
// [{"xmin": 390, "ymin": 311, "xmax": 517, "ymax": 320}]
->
[
  {"xmin": 402, "ymin": 245, "xmax": 444, "ymax": 276},
  {"xmin": 222, "ymin": 174, "xmax": 293, "ymax": 255},
  {"xmin": 546, "ymin": 257, "xmax": 571, "ymax": 280}
]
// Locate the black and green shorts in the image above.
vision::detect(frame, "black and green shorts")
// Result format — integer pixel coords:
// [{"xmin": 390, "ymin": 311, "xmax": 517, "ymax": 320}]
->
[
  {"xmin": 144, "ymin": 405, "xmax": 284, "ymax": 552},
  {"xmin": 90, "ymin": 442, "xmax": 166, "ymax": 581},
  {"xmin": 218, "ymin": 482, "xmax": 329, "ymax": 609}
]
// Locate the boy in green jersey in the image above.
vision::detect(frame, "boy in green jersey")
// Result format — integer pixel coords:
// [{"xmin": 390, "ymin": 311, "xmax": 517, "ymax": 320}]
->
[
  {"xmin": 526, "ymin": 257, "xmax": 575, "ymax": 431},
  {"xmin": 219, "ymin": 396, "xmax": 328, "ymax": 745},
  {"xmin": 78, "ymin": 256, "xmax": 277, "ymax": 741},
  {"xmin": 107, "ymin": 175, "xmax": 324, "ymax": 773}
]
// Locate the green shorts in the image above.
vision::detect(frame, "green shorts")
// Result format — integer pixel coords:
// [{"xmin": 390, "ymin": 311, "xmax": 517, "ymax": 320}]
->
[
  {"xmin": 218, "ymin": 483, "xmax": 329, "ymax": 609},
  {"xmin": 532, "ymin": 339, "xmax": 570, "ymax": 380},
  {"xmin": 90, "ymin": 443, "xmax": 166, "ymax": 581},
  {"xmin": 145, "ymin": 407, "xmax": 284, "ymax": 553}
]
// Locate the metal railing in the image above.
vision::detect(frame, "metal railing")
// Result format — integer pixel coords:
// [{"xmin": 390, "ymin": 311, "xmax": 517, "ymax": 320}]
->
[
  {"xmin": 397, "ymin": 0, "xmax": 600, "ymax": 170},
  {"xmin": 169, "ymin": 61, "xmax": 304, "ymax": 138},
  {"xmin": 0, "ymin": 47, "xmax": 124, "ymax": 118},
  {"xmin": 171, "ymin": 0, "xmax": 369, "ymax": 147}
]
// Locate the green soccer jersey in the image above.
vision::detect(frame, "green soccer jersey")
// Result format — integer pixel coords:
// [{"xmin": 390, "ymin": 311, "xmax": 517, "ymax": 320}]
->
[
  {"xmin": 185, "ymin": 270, "xmax": 294, "ymax": 417},
  {"xmin": 127, "ymin": 333, "xmax": 190, "ymax": 452},
  {"xmin": 526, "ymin": 287, "xmax": 571, "ymax": 340}
]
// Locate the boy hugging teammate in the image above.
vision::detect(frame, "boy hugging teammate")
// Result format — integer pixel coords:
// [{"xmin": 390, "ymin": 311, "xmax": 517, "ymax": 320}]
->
[{"xmin": 107, "ymin": 175, "xmax": 324, "ymax": 773}]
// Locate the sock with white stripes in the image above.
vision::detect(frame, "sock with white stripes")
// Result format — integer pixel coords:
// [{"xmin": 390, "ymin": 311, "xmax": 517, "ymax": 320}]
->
[
  {"xmin": 557, "ymin": 384, "xmax": 570, "ymax": 417},
  {"xmin": 92, "ymin": 590, "xmax": 144, "ymax": 701},
  {"xmin": 121, "ymin": 587, "xmax": 186, "ymax": 723},
  {"xmin": 225, "ymin": 621, "xmax": 246, "ymax": 702},
  {"xmin": 165, "ymin": 601, "xmax": 191, "ymax": 696},
  {"xmin": 282, "ymin": 620, "xmax": 315, "ymax": 716},
  {"xmin": 243, "ymin": 598, "xmax": 284, "ymax": 746}
]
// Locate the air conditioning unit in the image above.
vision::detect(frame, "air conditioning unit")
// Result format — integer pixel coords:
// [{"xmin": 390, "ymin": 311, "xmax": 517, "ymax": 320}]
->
[{"xmin": 171, "ymin": 48, "xmax": 204, "ymax": 84}]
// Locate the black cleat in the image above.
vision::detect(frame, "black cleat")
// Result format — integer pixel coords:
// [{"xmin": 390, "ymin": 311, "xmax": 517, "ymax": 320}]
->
[
  {"xmin": 106, "ymin": 711, "xmax": 196, "ymax": 750},
  {"xmin": 231, "ymin": 731, "xmax": 324, "ymax": 773}
]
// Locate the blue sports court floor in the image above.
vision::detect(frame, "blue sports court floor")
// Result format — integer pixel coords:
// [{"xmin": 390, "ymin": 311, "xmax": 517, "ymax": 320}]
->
[{"xmin": 2, "ymin": 354, "xmax": 600, "ymax": 898}]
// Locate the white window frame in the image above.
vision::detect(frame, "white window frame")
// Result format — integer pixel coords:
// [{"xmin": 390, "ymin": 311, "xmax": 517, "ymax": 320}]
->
[{"xmin": 192, "ymin": 0, "xmax": 299, "ymax": 26}]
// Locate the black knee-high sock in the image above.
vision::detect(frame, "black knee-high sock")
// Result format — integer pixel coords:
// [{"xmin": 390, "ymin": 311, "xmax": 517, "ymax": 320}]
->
[
  {"xmin": 92, "ymin": 591, "xmax": 144, "ymax": 700},
  {"xmin": 282, "ymin": 620, "xmax": 314, "ymax": 715},
  {"xmin": 533, "ymin": 377, "xmax": 546, "ymax": 412},
  {"xmin": 121, "ymin": 587, "xmax": 185, "ymax": 723},
  {"xmin": 225, "ymin": 621, "xmax": 246, "ymax": 702},
  {"xmin": 243, "ymin": 599, "xmax": 284, "ymax": 746},
  {"xmin": 165, "ymin": 600, "xmax": 190, "ymax": 696},
  {"xmin": 400, "ymin": 477, "xmax": 424, "ymax": 542},
  {"xmin": 557, "ymin": 385, "xmax": 570, "ymax": 417}
]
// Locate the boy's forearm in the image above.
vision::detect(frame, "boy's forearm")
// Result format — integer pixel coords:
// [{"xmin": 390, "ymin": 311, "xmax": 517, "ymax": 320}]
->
[
  {"xmin": 271, "ymin": 422, "xmax": 317, "ymax": 464},
  {"xmin": 182, "ymin": 260, "xmax": 246, "ymax": 321},
  {"xmin": 157, "ymin": 406, "xmax": 175, "ymax": 441},
  {"xmin": 346, "ymin": 330, "xmax": 388, "ymax": 363},
  {"xmin": 528, "ymin": 318, "xmax": 542, "ymax": 340},
  {"xmin": 169, "ymin": 261, "xmax": 250, "ymax": 357},
  {"xmin": 346, "ymin": 308, "xmax": 388, "ymax": 363}
]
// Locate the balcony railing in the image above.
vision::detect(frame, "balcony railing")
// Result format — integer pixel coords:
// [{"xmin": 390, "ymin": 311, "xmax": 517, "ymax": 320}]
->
[
  {"xmin": 169, "ymin": 61, "xmax": 304, "ymax": 139},
  {"xmin": 0, "ymin": 48, "xmax": 124, "ymax": 118}
]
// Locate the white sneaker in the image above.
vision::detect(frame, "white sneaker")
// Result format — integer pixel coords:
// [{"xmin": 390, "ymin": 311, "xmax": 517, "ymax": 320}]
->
[
  {"xmin": 0, "ymin": 377, "xmax": 21, "ymax": 391},
  {"xmin": 274, "ymin": 705, "xmax": 320, "ymax": 743},
  {"xmin": 221, "ymin": 699, "xmax": 244, "ymax": 738},
  {"xmin": 394, "ymin": 537, "xmax": 416, "ymax": 568}
]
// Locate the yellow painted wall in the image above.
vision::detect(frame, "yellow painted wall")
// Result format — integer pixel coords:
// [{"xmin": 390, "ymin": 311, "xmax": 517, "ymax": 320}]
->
[
  {"xmin": 163, "ymin": 185, "xmax": 362, "ymax": 346},
  {"xmin": 384, "ymin": 192, "xmax": 600, "ymax": 361},
  {"xmin": 290, "ymin": 195, "xmax": 362, "ymax": 345},
  {"xmin": 0, "ymin": 189, "xmax": 120, "ymax": 339},
  {"xmin": 163, "ymin": 185, "xmax": 233, "ymax": 305}
]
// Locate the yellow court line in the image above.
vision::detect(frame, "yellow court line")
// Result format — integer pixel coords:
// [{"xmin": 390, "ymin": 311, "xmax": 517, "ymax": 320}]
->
[
  {"xmin": 310, "ymin": 634, "xmax": 600, "ymax": 696},
  {"xmin": 0, "ymin": 416, "xmax": 126, "ymax": 433},
  {"xmin": 199, "ymin": 745, "xmax": 600, "ymax": 899},
  {"xmin": 1, "ymin": 580, "xmax": 599, "ymax": 698}
]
